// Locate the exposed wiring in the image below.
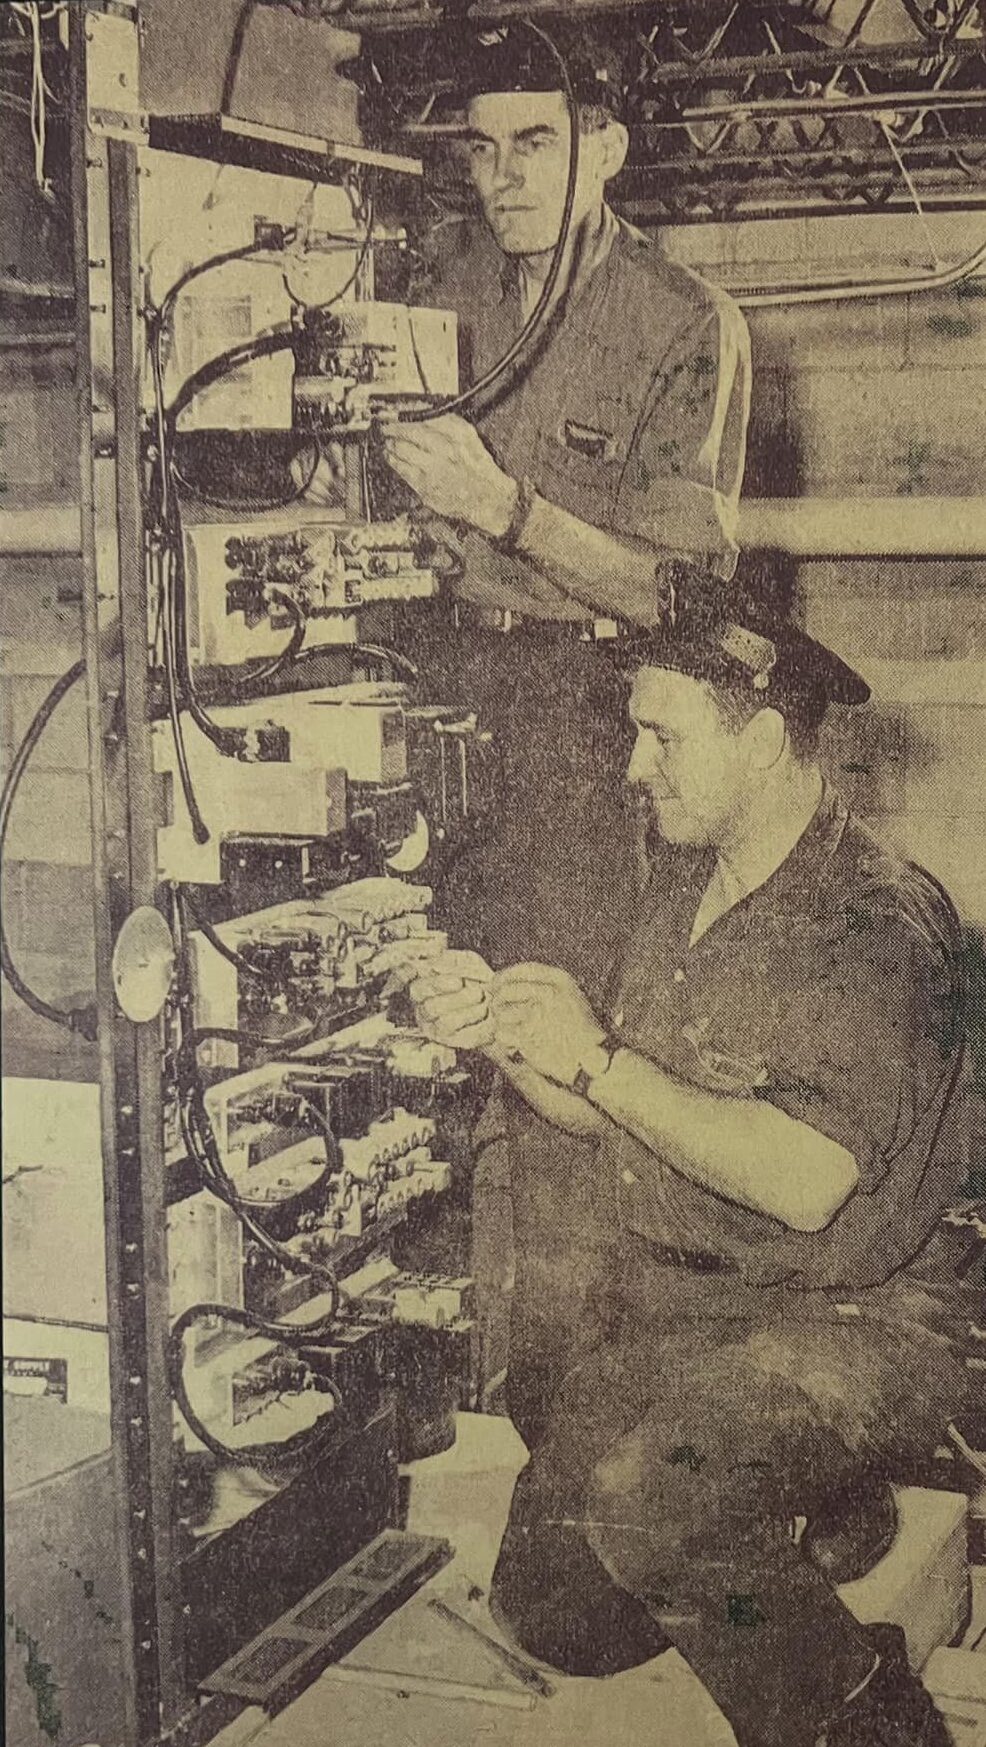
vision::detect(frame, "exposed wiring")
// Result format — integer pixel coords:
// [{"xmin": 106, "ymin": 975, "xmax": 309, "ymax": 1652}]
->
[
  {"xmin": 179, "ymin": 1080, "xmax": 344, "ymax": 1307},
  {"xmin": 0, "ymin": 659, "xmax": 98, "ymax": 1040},
  {"xmin": 231, "ymin": 588, "xmax": 308, "ymax": 689},
  {"xmin": 166, "ymin": 327, "xmax": 297, "ymax": 428},
  {"xmin": 732, "ymin": 231, "xmax": 986, "ymax": 308},
  {"xmin": 10, "ymin": 1, "xmax": 54, "ymax": 202},
  {"xmin": 170, "ymin": 439, "xmax": 323, "ymax": 514},
  {"xmin": 399, "ymin": 19, "xmax": 580, "ymax": 424},
  {"xmin": 281, "ymin": 189, "xmax": 376, "ymax": 312},
  {"xmin": 176, "ymin": 885, "xmax": 265, "ymax": 981},
  {"xmin": 353, "ymin": 643, "xmax": 420, "ymax": 681},
  {"xmin": 155, "ymin": 540, "xmax": 210, "ymax": 845},
  {"xmin": 192, "ymin": 1020, "xmax": 319, "ymax": 1051},
  {"xmin": 169, "ymin": 1299, "xmax": 346, "ymax": 1473}
]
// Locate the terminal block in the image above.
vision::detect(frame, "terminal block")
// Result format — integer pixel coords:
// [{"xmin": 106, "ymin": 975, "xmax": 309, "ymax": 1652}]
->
[
  {"xmin": 292, "ymin": 302, "xmax": 458, "ymax": 433},
  {"xmin": 188, "ymin": 879, "xmax": 441, "ymax": 1058},
  {"xmin": 225, "ymin": 517, "xmax": 437, "ymax": 621}
]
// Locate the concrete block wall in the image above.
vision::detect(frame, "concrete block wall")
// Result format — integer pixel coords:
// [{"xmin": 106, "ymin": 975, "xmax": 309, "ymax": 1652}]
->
[
  {"xmin": 666, "ymin": 211, "xmax": 986, "ymax": 937},
  {"xmin": 0, "ymin": 549, "xmax": 96, "ymax": 1081}
]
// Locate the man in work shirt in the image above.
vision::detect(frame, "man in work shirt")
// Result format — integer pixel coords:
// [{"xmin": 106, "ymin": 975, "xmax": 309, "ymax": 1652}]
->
[
  {"xmin": 383, "ymin": 25, "xmax": 750, "ymax": 1420},
  {"xmin": 384, "ymin": 22, "xmax": 751, "ymax": 991},
  {"xmin": 409, "ymin": 573, "xmax": 968, "ymax": 1747}
]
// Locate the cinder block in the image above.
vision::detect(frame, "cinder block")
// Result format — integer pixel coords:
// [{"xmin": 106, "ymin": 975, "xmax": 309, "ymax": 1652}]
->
[
  {"xmin": 2, "ymin": 773, "xmax": 93, "ymax": 865},
  {"xmin": 1, "ymin": 674, "xmax": 89, "ymax": 769},
  {"xmin": 788, "ymin": 368, "xmax": 986, "ymax": 496}
]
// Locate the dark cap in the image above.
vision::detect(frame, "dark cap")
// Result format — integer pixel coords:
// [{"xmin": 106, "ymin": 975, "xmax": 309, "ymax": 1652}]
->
[
  {"xmin": 458, "ymin": 23, "xmax": 627, "ymax": 119},
  {"xmin": 612, "ymin": 560, "xmax": 870, "ymax": 708}
]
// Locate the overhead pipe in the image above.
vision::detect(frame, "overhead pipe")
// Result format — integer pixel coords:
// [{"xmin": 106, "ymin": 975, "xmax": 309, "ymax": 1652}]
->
[
  {"xmin": 2, "ymin": 498, "xmax": 985, "ymax": 559},
  {"xmin": 738, "ymin": 496, "xmax": 986, "ymax": 557}
]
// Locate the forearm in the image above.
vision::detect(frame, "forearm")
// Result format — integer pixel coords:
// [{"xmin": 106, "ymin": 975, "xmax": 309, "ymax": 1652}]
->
[
  {"xmin": 489, "ymin": 1045, "xmax": 608, "ymax": 1140},
  {"xmin": 513, "ymin": 495, "xmax": 671, "ymax": 627},
  {"xmin": 587, "ymin": 1046, "xmax": 859, "ymax": 1232}
]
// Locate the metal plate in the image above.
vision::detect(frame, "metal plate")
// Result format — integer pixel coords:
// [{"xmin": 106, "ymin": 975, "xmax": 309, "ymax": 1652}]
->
[{"xmin": 112, "ymin": 905, "xmax": 176, "ymax": 1022}]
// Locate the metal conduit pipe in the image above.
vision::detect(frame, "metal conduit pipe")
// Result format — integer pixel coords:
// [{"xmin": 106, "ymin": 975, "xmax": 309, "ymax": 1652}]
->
[
  {"xmin": 2, "ymin": 498, "xmax": 985, "ymax": 559},
  {"xmin": 738, "ymin": 497, "xmax": 986, "ymax": 558}
]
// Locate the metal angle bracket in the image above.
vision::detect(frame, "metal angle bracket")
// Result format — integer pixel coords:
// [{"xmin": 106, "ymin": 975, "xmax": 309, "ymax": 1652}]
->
[{"xmin": 85, "ymin": 7, "xmax": 149, "ymax": 143}]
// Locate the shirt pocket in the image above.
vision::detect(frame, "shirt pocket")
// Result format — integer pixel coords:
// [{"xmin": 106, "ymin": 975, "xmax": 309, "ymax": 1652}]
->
[{"xmin": 535, "ymin": 381, "xmax": 648, "ymax": 525}]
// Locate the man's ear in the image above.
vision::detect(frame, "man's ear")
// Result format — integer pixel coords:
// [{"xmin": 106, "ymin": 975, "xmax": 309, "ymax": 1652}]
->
[
  {"xmin": 600, "ymin": 119, "xmax": 629, "ymax": 183},
  {"xmin": 744, "ymin": 705, "xmax": 788, "ymax": 770}
]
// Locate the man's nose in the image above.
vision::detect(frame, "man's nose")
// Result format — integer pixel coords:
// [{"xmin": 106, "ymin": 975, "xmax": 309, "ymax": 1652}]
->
[
  {"xmin": 626, "ymin": 743, "xmax": 648, "ymax": 786},
  {"xmin": 491, "ymin": 145, "xmax": 524, "ymax": 192}
]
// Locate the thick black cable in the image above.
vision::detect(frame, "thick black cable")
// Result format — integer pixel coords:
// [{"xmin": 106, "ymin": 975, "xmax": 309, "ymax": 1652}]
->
[
  {"xmin": 169, "ymin": 1298, "xmax": 345, "ymax": 1473},
  {"xmin": 398, "ymin": 21, "xmax": 580, "ymax": 425},
  {"xmin": 0, "ymin": 659, "xmax": 98, "ymax": 1039},
  {"xmin": 157, "ymin": 544, "xmax": 211, "ymax": 844},
  {"xmin": 170, "ymin": 438, "xmax": 323, "ymax": 515},
  {"xmin": 177, "ymin": 885, "xmax": 265, "ymax": 980},
  {"xmin": 179, "ymin": 1084, "xmax": 344, "ymax": 1312},
  {"xmin": 166, "ymin": 328, "xmax": 297, "ymax": 428},
  {"xmin": 237, "ymin": 589, "xmax": 307, "ymax": 687}
]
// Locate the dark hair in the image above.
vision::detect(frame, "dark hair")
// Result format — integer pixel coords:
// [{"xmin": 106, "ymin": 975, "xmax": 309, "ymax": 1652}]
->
[{"xmin": 706, "ymin": 670, "xmax": 828, "ymax": 761}]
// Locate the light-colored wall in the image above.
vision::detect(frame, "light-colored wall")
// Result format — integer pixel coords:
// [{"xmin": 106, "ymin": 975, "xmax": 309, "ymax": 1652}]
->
[{"xmin": 666, "ymin": 209, "xmax": 986, "ymax": 927}]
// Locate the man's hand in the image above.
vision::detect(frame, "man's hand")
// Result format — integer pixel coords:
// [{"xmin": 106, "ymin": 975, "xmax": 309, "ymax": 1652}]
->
[
  {"xmin": 492, "ymin": 963, "xmax": 608, "ymax": 1089},
  {"xmin": 381, "ymin": 414, "xmax": 519, "ymax": 540},
  {"xmin": 405, "ymin": 949, "xmax": 496, "ymax": 1053}
]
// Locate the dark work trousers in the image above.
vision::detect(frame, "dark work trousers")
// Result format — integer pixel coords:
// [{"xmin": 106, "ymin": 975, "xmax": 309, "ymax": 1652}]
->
[{"xmin": 489, "ymin": 1252, "xmax": 966, "ymax": 1747}]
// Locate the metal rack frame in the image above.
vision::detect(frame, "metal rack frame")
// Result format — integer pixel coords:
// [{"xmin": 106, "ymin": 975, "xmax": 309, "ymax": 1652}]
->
[{"xmin": 71, "ymin": 4, "xmax": 182, "ymax": 1737}]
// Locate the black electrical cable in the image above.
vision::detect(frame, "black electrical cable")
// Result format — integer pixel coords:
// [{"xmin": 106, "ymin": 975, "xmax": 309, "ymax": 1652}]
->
[
  {"xmin": 170, "ymin": 438, "xmax": 323, "ymax": 515},
  {"xmin": 177, "ymin": 885, "xmax": 265, "ymax": 980},
  {"xmin": 0, "ymin": 659, "xmax": 98, "ymax": 1039},
  {"xmin": 353, "ymin": 642, "xmax": 419, "ymax": 681},
  {"xmin": 169, "ymin": 1298, "xmax": 345, "ymax": 1473},
  {"xmin": 192, "ymin": 1019, "xmax": 318, "ymax": 1051},
  {"xmin": 157, "ymin": 544, "xmax": 211, "ymax": 845},
  {"xmin": 283, "ymin": 190, "xmax": 376, "ymax": 314},
  {"xmin": 220, "ymin": 0, "xmax": 260, "ymax": 118},
  {"xmin": 226, "ymin": 589, "xmax": 308, "ymax": 693},
  {"xmin": 179, "ymin": 1083, "xmax": 345, "ymax": 1311},
  {"xmin": 166, "ymin": 328, "xmax": 297, "ymax": 429},
  {"xmin": 398, "ymin": 20, "xmax": 580, "ymax": 425}
]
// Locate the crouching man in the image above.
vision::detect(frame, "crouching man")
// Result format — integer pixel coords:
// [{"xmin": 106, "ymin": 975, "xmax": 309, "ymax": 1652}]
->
[{"xmin": 407, "ymin": 574, "xmax": 969, "ymax": 1747}]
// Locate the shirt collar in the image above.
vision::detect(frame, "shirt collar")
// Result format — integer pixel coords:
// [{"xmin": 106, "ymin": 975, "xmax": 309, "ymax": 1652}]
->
[{"xmin": 499, "ymin": 202, "xmax": 620, "ymax": 306}]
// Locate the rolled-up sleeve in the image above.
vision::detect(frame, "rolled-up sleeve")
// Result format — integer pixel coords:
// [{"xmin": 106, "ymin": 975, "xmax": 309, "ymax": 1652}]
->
[{"xmin": 615, "ymin": 290, "xmax": 751, "ymax": 571}]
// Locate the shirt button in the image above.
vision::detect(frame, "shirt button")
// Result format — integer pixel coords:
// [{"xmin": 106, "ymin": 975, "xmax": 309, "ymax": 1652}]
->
[
  {"xmin": 673, "ymin": 968, "xmax": 686, "ymax": 984},
  {"xmin": 622, "ymin": 1168, "xmax": 638, "ymax": 1185}
]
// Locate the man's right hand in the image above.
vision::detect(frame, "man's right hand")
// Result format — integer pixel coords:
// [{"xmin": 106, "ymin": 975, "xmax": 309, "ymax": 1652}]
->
[{"xmin": 405, "ymin": 949, "xmax": 496, "ymax": 1052}]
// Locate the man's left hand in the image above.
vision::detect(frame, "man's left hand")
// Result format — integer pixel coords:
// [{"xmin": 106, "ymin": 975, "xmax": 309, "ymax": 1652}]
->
[
  {"xmin": 492, "ymin": 963, "xmax": 608, "ymax": 1088},
  {"xmin": 381, "ymin": 414, "xmax": 519, "ymax": 540}
]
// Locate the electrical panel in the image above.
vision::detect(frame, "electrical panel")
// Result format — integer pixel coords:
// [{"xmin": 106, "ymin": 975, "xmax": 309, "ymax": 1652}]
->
[
  {"xmin": 136, "ymin": 117, "xmax": 490, "ymax": 1589},
  {"xmin": 184, "ymin": 514, "xmax": 450, "ymax": 667}
]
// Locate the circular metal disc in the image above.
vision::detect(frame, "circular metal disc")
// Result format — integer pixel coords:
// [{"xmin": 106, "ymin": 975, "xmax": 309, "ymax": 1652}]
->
[
  {"xmin": 112, "ymin": 906, "xmax": 176, "ymax": 1023},
  {"xmin": 386, "ymin": 808, "xmax": 430, "ymax": 874}
]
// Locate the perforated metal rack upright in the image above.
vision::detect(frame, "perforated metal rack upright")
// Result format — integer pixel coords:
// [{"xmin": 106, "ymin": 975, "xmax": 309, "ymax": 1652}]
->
[{"xmin": 70, "ymin": 3, "xmax": 182, "ymax": 1741}]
